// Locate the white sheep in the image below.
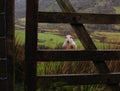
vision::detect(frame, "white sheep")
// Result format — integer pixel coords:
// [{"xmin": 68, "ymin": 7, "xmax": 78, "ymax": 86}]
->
[{"xmin": 62, "ymin": 35, "xmax": 77, "ymax": 49}]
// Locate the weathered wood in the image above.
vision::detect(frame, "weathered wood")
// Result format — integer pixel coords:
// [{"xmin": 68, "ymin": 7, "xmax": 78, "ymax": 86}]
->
[
  {"xmin": 71, "ymin": 24, "xmax": 97, "ymax": 50},
  {"xmin": 25, "ymin": 0, "xmax": 38, "ymax": 91},
  {"xmin": 37, "ymin": 50, "xmax": 120, "ymax": 61},
  {"xmin": 6, "ymin": 0, "xmax": 15, "ymax": 91},
  {"xmin": 38, "ymin": 12, "xmax": 120, "ymax": 24},
  {"xmin": 37, "ymin": 73, "xmax": 120, "ymax": 85}
]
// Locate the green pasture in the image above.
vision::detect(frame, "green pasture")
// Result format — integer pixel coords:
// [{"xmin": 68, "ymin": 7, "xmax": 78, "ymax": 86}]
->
[
  {"xmin": 15, "ymin": 30, "xmax": 64, "ymax": 48},
  {"xmin": 15, "ymin": 30, "xmax": 120, "ymax": 49},
  {"xmin": 15, "ymin": 30, "xmax": 83, "ymax": 49}
]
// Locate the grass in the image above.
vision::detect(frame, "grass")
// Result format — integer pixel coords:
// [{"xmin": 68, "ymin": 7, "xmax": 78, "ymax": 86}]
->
[
  {"xmin": 15, "ymin": 30, "xmax": 120, "ymax": 49},
  {"xmin": 37, "ymin": 63, "xmax": 46, "ymax": 75},
  {"xmin": 92, "ymin": 31, "xmax": 120, "ymax": 49},
  {"xmin": 37, "ymin": 32, "xmax": 64, "ymax": 48},
  {"xmin": 93, "ymin": 31, "xmax": 120, "ymax": 38},
  {"xmin": 114, "ymin": 6, "xmax": 120, "ymax": 14},
  {"xmin": 15, "ymin": 30, "xmax": 84, "ymax": 49},
  {"xmin": 15, "ymin": 30, "xmax": 25, "ymax": 45},
  {"xmin": 15, "ymin": 30, "xmax": 64, "ymax": 48}
]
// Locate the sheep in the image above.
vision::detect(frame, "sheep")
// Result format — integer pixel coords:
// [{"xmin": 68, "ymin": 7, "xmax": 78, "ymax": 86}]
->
[
  {"xmin": 62, "ymin": 35, "xmax": 77, "ymax": 49},
  {"xmin": 62, "ymin": 35, "xmax": 77, "ymax": 74}
]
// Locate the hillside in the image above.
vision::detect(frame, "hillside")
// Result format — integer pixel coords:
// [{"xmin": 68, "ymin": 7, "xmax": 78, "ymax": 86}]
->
[{"xmin": 15, "ymin": 0, "xmax": 120, "ymax": 18}]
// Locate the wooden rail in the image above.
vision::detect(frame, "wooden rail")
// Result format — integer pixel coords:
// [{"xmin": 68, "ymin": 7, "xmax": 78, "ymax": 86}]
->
[
  {"xmin": 38, "ymin": 12, "xmax": 120, "ymax": 24},
  {"xmin": 37, "ymin": 50, "xmax": 120, "ymax": 61},
  {"xmin": 37, "ymin": 73, "xmax": 120, "ymax": 85}
]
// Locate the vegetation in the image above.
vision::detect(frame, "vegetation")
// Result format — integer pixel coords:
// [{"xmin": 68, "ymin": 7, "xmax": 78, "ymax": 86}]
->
[
  {"xmin": 14, "ymin": 34, "xmax": 24, "ymax": 91},
  {"xmin": 15, "ymin": 30, "xmax": 120, "ymax": 49},
  {"xmin": 114, "ymin": 6, "xmax": 120, "ymax": 14}
]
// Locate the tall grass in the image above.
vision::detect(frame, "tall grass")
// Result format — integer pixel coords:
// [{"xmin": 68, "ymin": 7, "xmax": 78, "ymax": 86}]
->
[{"xmin": 14, "ymin": 34, "xmax": 24, "ymax": 91}]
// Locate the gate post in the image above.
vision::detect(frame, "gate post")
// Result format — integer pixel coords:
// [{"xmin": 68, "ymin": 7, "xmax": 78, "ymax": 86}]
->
[
  {"xmin": 6, "ymin": 0, "xmax": 15, "ymax": 91},
  {"xmin": 25, "ymin": 0, "xmax": 38, "ymax": 91},
  {"xmin": 0, "ymin": 0, "xmax": 14, "ymax": 91}
]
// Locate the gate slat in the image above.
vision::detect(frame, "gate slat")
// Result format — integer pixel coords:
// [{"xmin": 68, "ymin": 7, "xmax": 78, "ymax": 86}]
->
[
  {"xmin": 38, "ymin": 12, "xmax": 120, "ymax": 24},
  {"xmin": 37, "ymin": 50, "xmax": 120, "ymax": 61},
  {"xmin": 37, "ymin": 73, "xmax": 120, "ymax": 85}
]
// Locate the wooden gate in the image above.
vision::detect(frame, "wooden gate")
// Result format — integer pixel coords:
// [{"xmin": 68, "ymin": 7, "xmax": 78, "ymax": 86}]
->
[{"xmin": 25, "ymin": 0, "xmax": 120, "ymax": 91}]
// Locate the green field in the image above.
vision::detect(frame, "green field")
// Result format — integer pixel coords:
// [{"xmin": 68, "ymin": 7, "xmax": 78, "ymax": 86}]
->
[
  {"xmin": 15, "ymin": 30, "xmax": 120, "ymax": 49},
  {"xmin": 15, "ymin": 30, "xmax": 84, "ymax": 49}
]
